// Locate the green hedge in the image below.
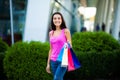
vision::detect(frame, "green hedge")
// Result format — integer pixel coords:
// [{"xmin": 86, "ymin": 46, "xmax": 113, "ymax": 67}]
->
[
  {"xmin": 64, "ymin": 31, "xmax": 120, "ymax": 79},
  {"xmin": 72, "ymin": 31, "xmax": 120, "ymax": 53},
  {"xmin": 0, "ymin": 38, "xmax": 8, "ymax": 53},
  {"xmin": 3, "ymin": 32, "xmax": 120, "ymax": 80},
  {"xmin": 0, "ymin": 38, "xmax": 8, "ymax": 79},
  {"xmin": 75, "ymin": 50, "xmax": 120, "ymax": 79},
  {"xmin": 4, "ymin": 41, "xmax": 52, "ymax": 80}
]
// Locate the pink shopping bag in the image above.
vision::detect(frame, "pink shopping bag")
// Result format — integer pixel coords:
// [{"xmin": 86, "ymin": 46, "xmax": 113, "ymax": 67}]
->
[{"xmin": 68, "ymin": 48, "xmax": 75, "ymax": 71}]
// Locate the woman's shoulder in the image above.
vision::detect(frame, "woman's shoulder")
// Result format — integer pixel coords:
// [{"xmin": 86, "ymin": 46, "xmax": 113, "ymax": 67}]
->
[
  {"xmin": 49, "ymin": 30, "xmax": 53, "ymax": 34},
  {"xmin": 49, "ymin": 30, "xmax": 54, "ymax": 37},
  {"xmin": 64, "ymin": 28, "xmax": 70, "ymax": 33}
]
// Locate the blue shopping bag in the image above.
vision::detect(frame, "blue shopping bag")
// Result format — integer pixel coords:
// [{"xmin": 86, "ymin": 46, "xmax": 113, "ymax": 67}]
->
[
  {"xmin": 56, "ymin": 47, "xmax": 64, "ymax": 62},
  {"xmin": 57, "ymin": 42, "xmax": 81, "ymax": 71},
  {"xmin": 70, "ymin": 48, "xmax": 81, "ymax": 69},
  {"xmin": 57, "ymin": 43, "xmax": 68, "ymax": 62}
]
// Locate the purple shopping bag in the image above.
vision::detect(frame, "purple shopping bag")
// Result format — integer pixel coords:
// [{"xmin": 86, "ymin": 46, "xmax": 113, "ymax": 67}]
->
[
  {"xmin": 67, "ymin": 42, "xmax": 81, "ymax": 69},
  {"xmin": 70, "ymin": 47, "xmax": 81, "ymax": 69}
]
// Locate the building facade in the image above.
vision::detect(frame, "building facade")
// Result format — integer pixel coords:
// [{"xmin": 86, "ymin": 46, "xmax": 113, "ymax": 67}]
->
[{"xmin": 0, "ymin": 0, "xmax": 120, "ymax": 45}]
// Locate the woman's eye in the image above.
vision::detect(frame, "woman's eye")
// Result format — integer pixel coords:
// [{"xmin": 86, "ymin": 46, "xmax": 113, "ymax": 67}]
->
[
  {"xmin": 53, "ymin": 18, "xmax": 56, "ymax": 20},
  {"xmin": 58, "ymin": 17, "xmax": 61, "ymax": 20}
]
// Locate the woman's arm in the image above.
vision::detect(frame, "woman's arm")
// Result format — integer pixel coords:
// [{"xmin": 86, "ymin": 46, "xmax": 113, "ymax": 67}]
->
[
  {"xmin": 46, "ymin": 47, "xmax": 52, "ymax": 73},
  {"xmin": 47, "ymin": 45, "xmax": 52, "ymax": 66},
  {"xmin": 46, "ymin": 32, "xmax": 52, "ymax": 73},
  {"xmin": 64, "ymin": 28, "xmax": 72, "ymax": 47}
]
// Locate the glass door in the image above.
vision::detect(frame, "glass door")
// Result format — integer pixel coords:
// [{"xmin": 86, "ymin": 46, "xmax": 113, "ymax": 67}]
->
[{"xmin": 0, "ymin": 0, "xmax": 28, "ymax": 46}]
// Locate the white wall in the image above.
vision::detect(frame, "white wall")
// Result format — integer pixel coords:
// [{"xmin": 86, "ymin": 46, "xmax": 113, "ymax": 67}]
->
[
  {"xmin": 60, "ymin": 0, "xmax": 72, "ymax": 29},
  {"xmin": 23, "ymin": 0, "xmax": 51, "ymax": 42}
]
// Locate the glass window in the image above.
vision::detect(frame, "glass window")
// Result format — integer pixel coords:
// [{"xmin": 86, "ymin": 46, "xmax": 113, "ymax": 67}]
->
[{"xmin": 0, "ymin": 0, "xmax": 27, "ymax": 46}]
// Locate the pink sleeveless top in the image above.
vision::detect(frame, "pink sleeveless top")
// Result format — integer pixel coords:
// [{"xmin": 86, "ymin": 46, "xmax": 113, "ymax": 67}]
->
[{"xmin": 50, "ymin": 29, "xmax": 67, "ymax": 61}]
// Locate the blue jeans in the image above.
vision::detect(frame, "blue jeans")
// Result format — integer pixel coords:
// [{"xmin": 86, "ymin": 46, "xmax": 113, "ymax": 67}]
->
[{"xmin": 50, "ymin": 60, "xmax": 67, "ymax": 80}]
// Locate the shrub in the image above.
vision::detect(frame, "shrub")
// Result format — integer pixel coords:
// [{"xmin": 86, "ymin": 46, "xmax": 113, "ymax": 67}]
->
[
  {"xmin": 76, "ymin": 50, "xmax": 120, "ymax": 79},
  {"xmin": 4, "ymin": 41, "xmax": 52, "ymax": 80},
  {"xmin": 64, "ymin": 31, "xmax": 120, "ymax": 79},
  {"xmin": 0, "ymin": 38, "xmax": 8, "ymax": 80},
  {"xmin": 72, "ymin": 31, "xmax": 120, "ymax": 53},
  {"xmin": 0, "ymin": 38, "xmax": 8, "ymax": 53}
]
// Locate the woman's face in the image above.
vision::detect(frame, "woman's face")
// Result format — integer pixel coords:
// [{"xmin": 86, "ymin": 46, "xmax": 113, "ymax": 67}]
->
[{"xmin": 53, "ymin": 14, "xmax": 62, "ymax": 27}]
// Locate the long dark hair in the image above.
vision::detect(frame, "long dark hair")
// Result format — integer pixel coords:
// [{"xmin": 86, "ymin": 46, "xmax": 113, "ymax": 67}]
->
[{"xmin": 51, "ymin": 12, "xmax": 67, "ymax": 30}]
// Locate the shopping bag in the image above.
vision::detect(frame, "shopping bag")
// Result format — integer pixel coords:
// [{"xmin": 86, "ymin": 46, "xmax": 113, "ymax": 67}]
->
[
  {"xmin": 61, "ymin": 44, "xmax": 68, "ymax": 67},
  {"xmin": 57, "ymin": 42, "xmax": 81, "ymax": 71},
  {"xmin": 69, "ymin": 47, "xmax": 81, "ymax": 69},
  {"xmin": 67, "ymin": 42, "xmax": 81, "ymax": 71},
  {"xmin": 68, "ymin": 48, "xmax": 75, "ymax": 71},
  {"xmin": 57, "ymin": 43, "xmax": 67, "ymax": 62},
  {"xmin": 56, "ymin": 46, "xmax": 64, "ymax": 62}
]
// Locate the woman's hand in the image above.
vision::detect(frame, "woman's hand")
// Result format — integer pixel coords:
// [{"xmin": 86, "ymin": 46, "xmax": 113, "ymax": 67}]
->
[{"xmin": 46, "ymin": 64, "xmax": 51, "ymax": 74}]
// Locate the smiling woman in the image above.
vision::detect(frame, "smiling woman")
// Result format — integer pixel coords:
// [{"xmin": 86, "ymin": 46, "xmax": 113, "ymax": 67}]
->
[
  {"xmin": 46, "ymin": 12, "xmax": 72, "ymax": 80},
  {"xmin": 53, "ymin": 14, "xmax": 62, "ymax": 28}
]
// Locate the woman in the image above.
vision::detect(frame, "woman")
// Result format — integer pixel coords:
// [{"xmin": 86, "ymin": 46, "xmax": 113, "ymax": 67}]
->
[{"xmin": 46, "ymin": 12, "xmax": 72, "ymax": 80}]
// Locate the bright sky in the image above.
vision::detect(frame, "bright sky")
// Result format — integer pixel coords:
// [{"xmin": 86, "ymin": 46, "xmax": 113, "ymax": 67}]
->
[
  {"xmin": 78, "ymin": 7, "xmax": 97, "ymax": 31},
  {"xmin": 78, "ymin": 7, "xmax": 96, "ymax": 19}
]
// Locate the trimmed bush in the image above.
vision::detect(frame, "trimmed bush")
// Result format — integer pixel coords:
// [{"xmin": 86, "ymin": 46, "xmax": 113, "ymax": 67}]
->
[
  {"xmin": 3, "ymin": 32, "xmax": 120, "ymax": 80},
  {"xmin": 72, "ymin": 31, "xmax": 120, "ymax": 53},
  {"xmin": 64, "ymin": 31, "xmax": 120, "ymax": 80},
  {"xmin": 4, "ymin": 41, "xmax": 52, "ymax": 80},
  {"xmin": 0, "ymin": 38, "xmax": 8, "ymax": 80},
  {"xmin": 76, "ymin": 50, "xmax": 120, "ymax": 79},
  {"xmin": 0, "ymin": 38, "xmax": 8, "ymax": 53}
]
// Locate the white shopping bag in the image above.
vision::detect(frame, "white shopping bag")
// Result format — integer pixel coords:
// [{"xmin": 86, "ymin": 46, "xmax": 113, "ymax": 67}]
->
[{"xmin": 61, "ymin": 43, "xmax": 68, "ymax": 67}]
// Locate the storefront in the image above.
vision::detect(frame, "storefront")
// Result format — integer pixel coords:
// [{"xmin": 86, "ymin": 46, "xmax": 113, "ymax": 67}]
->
[{"xmin": 0, "ymin": 0, "xmax": 27, "ymax": 45}]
